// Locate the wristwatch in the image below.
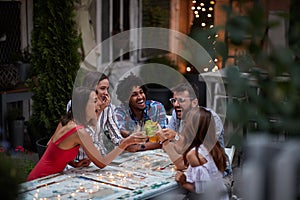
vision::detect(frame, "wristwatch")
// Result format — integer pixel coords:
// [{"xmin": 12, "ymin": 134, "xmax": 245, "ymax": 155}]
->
[
  {"xmin": 140, "ymin": 144, "xmax": 146, "ymax": 150},
  {"xmin": 174, "ymin": 133, "xmax": 180, "ymax": 141}
]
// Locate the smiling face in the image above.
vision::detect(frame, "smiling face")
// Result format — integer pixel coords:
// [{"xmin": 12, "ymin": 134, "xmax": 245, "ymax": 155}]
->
[
  {"xmin": 95, "ymin": 78, "xmax": 109, "ymax": 101},
  {"xmin": 128, "ymin": 86, "xmax": 146, "ymax": 111},
  {"xmin": 172, "ymin": 90, "xmax": 197, "ymax": 119}
]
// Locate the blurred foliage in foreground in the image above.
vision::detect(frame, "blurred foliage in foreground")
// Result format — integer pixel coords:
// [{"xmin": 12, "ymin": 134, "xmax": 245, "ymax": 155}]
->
[{"xmin": 220, "ymin": 0, "xmax": 300, "ymax": 137}]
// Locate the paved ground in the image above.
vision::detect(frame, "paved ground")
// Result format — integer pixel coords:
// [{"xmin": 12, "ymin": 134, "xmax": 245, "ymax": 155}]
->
[{"xmin": 231, "ymin": 151, "xmax": 244, "ymax": 200}]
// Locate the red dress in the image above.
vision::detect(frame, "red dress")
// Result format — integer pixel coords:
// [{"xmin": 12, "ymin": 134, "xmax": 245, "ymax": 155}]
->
[{"xmin": 27, "ymin": 125, "xmax": 84, "ymax": 181}]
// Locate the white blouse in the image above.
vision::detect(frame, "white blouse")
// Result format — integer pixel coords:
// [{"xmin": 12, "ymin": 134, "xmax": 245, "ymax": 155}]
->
[{"xmin": 185, "ymin": 145, "xmax": 229, "ymax": 200}]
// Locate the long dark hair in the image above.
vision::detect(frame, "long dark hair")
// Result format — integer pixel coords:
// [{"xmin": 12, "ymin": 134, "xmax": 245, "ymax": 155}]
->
[
  {"xmin": 71, "ymin": 87, "xmax": 94, "ymax": 126},
  {"xmin": 82, "ymin": 71, "xmax": 109, "ymax": 90},
  {"xmin": 182, "ymin": 107, "xmax": 227, "ymax": 172},
  {"xmin": 61, "ymin": 72, "xmax": 108, "ymax": 126}
]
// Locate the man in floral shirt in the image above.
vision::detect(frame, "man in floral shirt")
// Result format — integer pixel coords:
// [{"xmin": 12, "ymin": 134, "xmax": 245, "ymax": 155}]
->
[{"xmin": 114, "ymin": 73, "xmax": 167, "ymax": 152}]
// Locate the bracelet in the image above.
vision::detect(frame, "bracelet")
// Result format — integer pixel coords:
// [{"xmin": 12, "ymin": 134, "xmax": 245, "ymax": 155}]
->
[{"xmin": 160, "ymin": 139, "xmax": 169, "ymax": 144}]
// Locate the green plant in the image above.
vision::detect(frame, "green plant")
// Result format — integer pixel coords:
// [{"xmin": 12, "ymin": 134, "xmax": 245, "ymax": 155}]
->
[
  {"xmin": 26, "ymin": 0, "xmax": 81, "ymax": 141},
  {"xmin": 0, "ymin": 145, "xmax": 35, "ymax": 198},
  {"xmin": 219, "ymin": 1, "xmax": 300, "ymax": 137}
]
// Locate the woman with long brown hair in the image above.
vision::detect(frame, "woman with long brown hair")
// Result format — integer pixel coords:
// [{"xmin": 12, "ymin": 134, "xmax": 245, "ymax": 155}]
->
[
  {"xmin": 27, "ymin": 87, "xmax": 147, "ymax": 181},
  {"xmin": 174, "ymin": 107, "xmax": 228, "ymax": 199}
]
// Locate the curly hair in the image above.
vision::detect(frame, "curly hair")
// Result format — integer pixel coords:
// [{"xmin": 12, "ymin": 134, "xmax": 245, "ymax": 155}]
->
[{"xmin": 116, "ymin": 73, "xmax": 147, "ymax": 102}]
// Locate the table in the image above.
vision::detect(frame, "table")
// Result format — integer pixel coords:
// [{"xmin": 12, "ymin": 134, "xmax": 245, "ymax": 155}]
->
[
  {"xmin": 0, "ymin": 85, "xmax": 33, "ymax": 139},
  {"xmin": 18, "ymin": 149, "xmax": 178, "ymax": 200},
  {"xmin": 18, "ymin": 146, "xmax": 236, "ymax": 199}
]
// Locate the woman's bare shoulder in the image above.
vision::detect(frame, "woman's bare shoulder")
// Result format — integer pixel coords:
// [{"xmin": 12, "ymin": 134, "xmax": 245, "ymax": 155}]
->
[{"xmin": 187, "ymin": 149, "xmax": 207, "ymax": 167}]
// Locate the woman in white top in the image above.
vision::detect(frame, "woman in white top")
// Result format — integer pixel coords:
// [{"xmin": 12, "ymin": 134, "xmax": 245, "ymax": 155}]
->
[{"xmin": 173, "ymin": 107, "xmax": 229, "ymax": 199}]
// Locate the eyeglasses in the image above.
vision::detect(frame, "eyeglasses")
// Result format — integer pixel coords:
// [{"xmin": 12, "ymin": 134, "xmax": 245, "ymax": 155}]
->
[{"xmin": 169, "ymin": 97, "xmax": 194, "ymax": 104}]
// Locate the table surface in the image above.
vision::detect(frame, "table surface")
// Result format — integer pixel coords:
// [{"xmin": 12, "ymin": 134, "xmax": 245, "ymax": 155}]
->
[
  {"xmin": 18, "ymin": 149, "xmax": 178, "ymax": 200},
  {"xmin": 18, "ymin": 146, "xmax": 235, "ymax": 200}
]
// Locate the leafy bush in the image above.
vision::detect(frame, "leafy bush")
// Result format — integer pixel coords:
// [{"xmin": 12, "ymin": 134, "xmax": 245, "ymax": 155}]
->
[
  {"xmin": 26, "ymin": 0, "xmax": 81, "ymax": 141},
  {"xmin": 219, "ymin": 1, "xmax": 300, "ymax": 137}
]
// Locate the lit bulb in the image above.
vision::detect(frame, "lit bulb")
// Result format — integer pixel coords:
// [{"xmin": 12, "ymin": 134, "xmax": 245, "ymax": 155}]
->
[
  {"xmin": 192, "ymin": 0, "xmax": 196, "ymax": 3},
  {"xmin": 210, "ymin": 25, "xmax": 214, "ymax": 28},
  {"xmin": 186, "ymin": 66, "xmax": 191, "ymax": 72},
  {"xmin": 212, "ymin": 65, "xmax": 219, "ymax": 72},
  {"xmin": 214, "ymin": 58, "xmax": 218, "ymax": 62},
  {"xmin": 191, "ymin": 6, "xmax": 195, "ymax": 10},
  {"xmin": 207, "ymin": 14, "xmax": 212, "ymax": 17},
  {"xmin": 215, "ymin": 34, "xmax": 219, "ymax": 37},
  {"xmin": 200, "ymin": 3, "xmax": 204, "ymax": 6},
  {"xmin": 197, "ymin": 6, "xmax": 201, "ymax": 10},
  {"xmin": 204, "ymin": 67, "xmax": 209, "ymax": 72},
  {"xmin": 194, "ymin": 11, "xmax": 198, "ymax": 14},
  {"xmin": 202, "ymin": 8, "xmax": 206, "ymax": 11},
  {"xmin": 196, "ymin": 14, "xmax": 199, "ymax": 18},
  {"xmin": 209, "ymin": 7, "xmax": 213, "ymax": 11},
  {"xmin": 210, "ymin": 1, "xmax": 215, "ymax": 5},
  {"xmin": 201, "ymin": 23, "xmax": 206, "ymax": 27}
]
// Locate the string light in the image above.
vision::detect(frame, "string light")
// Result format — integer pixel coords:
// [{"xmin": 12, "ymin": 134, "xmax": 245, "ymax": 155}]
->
[{"xmin": 189, "ymin": 0, "xmax": 220, "ymax": 70}]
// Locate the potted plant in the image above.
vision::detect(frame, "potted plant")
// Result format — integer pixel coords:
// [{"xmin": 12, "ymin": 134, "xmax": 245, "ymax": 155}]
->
[{"xmin": 26, "ymin": 0, "xmax": 81, "ymax": 158}]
